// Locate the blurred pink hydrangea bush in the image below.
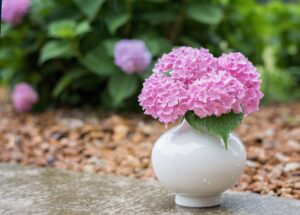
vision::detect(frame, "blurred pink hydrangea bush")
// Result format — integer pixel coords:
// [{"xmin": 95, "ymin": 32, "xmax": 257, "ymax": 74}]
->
[
  {"xmin": 1, "ymin": 0, "xmax": 30, "ymax": 25},
  {"xmin": 114, "ymin": 39, "xmax": 152, "ymax": 74},
  {"xmin": 139, "ymin": 47, "xmax": 263, "ymax": 124},
  {"xmin": 12, "ymin": 83, "xmax": 39, "ymax": 112}
]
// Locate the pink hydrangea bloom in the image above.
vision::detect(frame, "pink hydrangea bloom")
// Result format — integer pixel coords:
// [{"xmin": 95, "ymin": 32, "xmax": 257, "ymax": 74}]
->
[
  {"xmin": 187, "ymin": 71, "xmax": 245, "ymax": 118},
  {"xmin": 12, "ymin": 83, "xmax": 38, "ymax": 112},
  {"xmin": 139, "ymin": 47, "xmax": 263, "ymax": 124},
  {"xmin": 114, "ymin": 39, "xmax": 152, "ymax": 74},
  {"xmin": 138, "ymin": 73, "xmax": 188, "ymax": 124},
  {"xmin": 153, "ymin": 47, "xmax": 216, "ymax": 84},
  {"xmin": 1, "ymin": 0, "xmax": 30, "ymax": 26},
  {"xmin": 218, "ymin": 52, "xmax": 264, "ymax": 115}
]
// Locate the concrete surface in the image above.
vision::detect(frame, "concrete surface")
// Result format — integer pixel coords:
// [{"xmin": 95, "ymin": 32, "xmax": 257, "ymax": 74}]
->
[{"xmin": 0, "ymin": 163, "xmax": 299, "ymax": 215}]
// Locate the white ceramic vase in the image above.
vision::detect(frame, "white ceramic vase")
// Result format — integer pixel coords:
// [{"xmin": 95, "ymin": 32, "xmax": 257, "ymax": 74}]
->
[{"xmin": 152, "ymin": 119, "xmax": 246, "ymax": 208}]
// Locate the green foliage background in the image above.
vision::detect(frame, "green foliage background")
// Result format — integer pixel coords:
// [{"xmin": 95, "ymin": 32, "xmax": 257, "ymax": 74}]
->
[{"xmin": 1, "ymin": 0, "xmax": 300, "ymax": 111}]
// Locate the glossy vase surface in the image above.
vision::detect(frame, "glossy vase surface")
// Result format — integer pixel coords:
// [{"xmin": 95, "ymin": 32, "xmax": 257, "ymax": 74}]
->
[{"xmin": 151, "ymin": 120, "xmax": 246, "ymax": 208}]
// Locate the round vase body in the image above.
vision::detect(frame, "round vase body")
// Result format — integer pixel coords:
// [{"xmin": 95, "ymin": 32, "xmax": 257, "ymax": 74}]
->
[{"xmin": 151, "ymin": 120, "xmax": 246, "ymax": 208}]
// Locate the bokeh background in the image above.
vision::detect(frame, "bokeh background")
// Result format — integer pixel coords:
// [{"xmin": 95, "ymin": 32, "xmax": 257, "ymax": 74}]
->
[{"xmin": 1, "ymin": 0, "xmax": 300, "ymax": 111}]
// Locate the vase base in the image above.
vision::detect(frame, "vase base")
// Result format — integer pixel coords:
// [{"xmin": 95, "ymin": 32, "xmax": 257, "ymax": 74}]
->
[{"xmin": 175, "ymin": 194, "xmax": 220, "ymax": 208}]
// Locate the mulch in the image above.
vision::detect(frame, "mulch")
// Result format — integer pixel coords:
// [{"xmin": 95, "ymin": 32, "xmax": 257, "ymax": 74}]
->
[{"xmin": 0, "ymin": 88, "xmax": 299, "ymax": 200}]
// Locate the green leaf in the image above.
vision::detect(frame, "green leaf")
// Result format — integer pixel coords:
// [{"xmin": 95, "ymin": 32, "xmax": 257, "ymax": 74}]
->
[
  {"xmin": 185, "ymin": 111, "xmax": 244, "ymax": 149},
  {"xmin": 146, "ymin": 38, "xmax": 172, "ymax": 56},
  {"xmin": 73, "ymin": 0, "xmax": 106, "ymax": 20},
  {"xmin": 103, "ymin": 39, "xmax": 119, "ymax": 57},
  {"xmin": 145, "ymin": 0, "xmax": 169, "ymax": 3},
  {"xmin": 137, "ymin": 33, "xmax": 172, "ymax": 56},
  {"xmin": 108, "ymin": 73, "xmax": 138, "ymax": 106},
  {"xmin": 75, "ymin": 21, "xmax": 91, "ymax": 36},
  {"xmin": 180, "ymin": 36, "xmax": 201, "ymax": 47},
  {"xmin": 48, "ymin": 19, "xmax": 76, "ymax": 39},
  {"xmin": 39, "ymin": 40, "xmax": 73, "ymax": 64},
  {"xmin": 52, "ymin": 70, "xmax": 86, "ymax": 98},
  {"xmin": 30, "ymin": 0, "xmax": 56, "ymax": 22},
  {"xmin": 80, "ymin": 45, "xmax": 116, "ymax": 76},
  {"xmin": 48, "ymin": 19, "xmax": 90, "ymax": 39},
  {"xmin": 187, "ymin": 3, "xmax": 223, "ymax": 25},
  {"xmin": 105, "ymin": 13, "xmax": 130, "ymax": 34},
  {"xmin": 1, "ymin": 23, "xmax": 11, "ymax": 37},
  {"xmin": 141, "ymin": 11, "xmax": 176, "ymax": 25}
]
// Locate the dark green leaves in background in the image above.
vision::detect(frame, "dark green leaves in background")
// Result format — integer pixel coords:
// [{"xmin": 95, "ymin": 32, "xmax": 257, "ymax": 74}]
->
[
  {"xmin": 73, "ymin": 0, "xmax": 106, "ymax": 20},
  {"xmin": 48, "ymin": 19, "xmax": 91, "ymax": 39},
  {"xmin": 105, "ymin": 13, "xmax": 131, "ymax": 35},
  {"xmin": 39, "ymin": 40, "xmax": 74, "ymax": 64},
  {"xmin": 187, "ymin": 2, "xmax": 223, "ymax": 25},
  {"xmin": 80, "ymin": 45, "xmax": 116, "ymax": 76},
  {"xmin": 52, "ymin": 69, "xmax": 87, "ymax": 98},
  {"xmin": 108, "ymin": 73, "xmax": 139, "ymax": 107},
  {"xmin": 1, "ymin": 0, "xmax": 300, "ymax": 111}
]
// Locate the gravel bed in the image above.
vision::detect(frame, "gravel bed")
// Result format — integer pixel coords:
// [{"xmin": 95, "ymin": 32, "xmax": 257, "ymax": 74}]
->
[{"xmin": 0, "ymin": 89, "xmax": 299, "ymax": 199}]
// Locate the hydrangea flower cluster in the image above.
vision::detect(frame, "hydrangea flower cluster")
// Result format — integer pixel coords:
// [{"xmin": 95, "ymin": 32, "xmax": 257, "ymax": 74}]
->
[
  {"xmin": 217, "ymin": 52, "xmax": 263, "ymax": 115},
  {"xmin": 153, "ymin": 47, "xmax": 216, "ymax": 84},
  {"xmin": 114, "ymin": 39, "xmax": 152, "ymax": 74},
  {"xmin": 187, "ymin": 71, "xmax": 245, "ymax": 118},
  {"xmin": 1, "ymin": 0, "xmax": 30, "ymax": 26},
  {"xmin": 139, "ymin": 47, "xmax": 263, "ymax": 124},
  {"xmin": 12, "ymin": 83, "xmax": 39, "ymax": 113},
  {"xmin": 138, "ymin": 73, "xmax": 188, "ymax": 124}
]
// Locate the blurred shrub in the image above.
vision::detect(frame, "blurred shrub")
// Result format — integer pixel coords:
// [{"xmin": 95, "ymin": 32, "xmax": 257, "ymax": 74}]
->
[
  {"xmin": 259, "ymin": 47, "xmax": 298, "ymax": 102},
  {"xmin": 0, "ymin": 0, "xmax": 299, "ymax": 111},
  {"xmin": 219, "ymin": 0, "xmax": 300, "ymax": 102}
]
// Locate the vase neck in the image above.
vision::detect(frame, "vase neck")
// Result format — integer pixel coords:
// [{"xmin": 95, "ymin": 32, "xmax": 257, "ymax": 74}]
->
[{"xmin": 181, "ymin": 118, "xmax": 190, "ymax": 128}]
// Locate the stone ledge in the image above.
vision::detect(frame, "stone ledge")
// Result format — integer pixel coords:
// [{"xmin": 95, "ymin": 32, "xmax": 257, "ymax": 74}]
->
[{"xmin": 0, "ymin": 163, "xmax": 299, "ymax": 215}]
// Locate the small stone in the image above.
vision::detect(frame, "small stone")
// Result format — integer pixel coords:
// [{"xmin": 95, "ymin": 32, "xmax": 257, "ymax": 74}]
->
[
  {"xmin": 50, "ymin": 131, "xmax": 66, "ymax": 140},
  {"xmin": 138, "ymin": 123, "xmax": 153, "ymax": 135},
  {"xmin": 246, "ymin": 160, "xmax": 260, "ymax": 168},
  {"xmin": 294, "ymin": 182, "xmax": 300, "ymax": 189},
  {"xmin": 83, "ymin": 164, "xmax": 94, "ymax": 173},
  {"xmin": 268, "ymin": 165, "xmax": 283, "ymax": 179},
  {"xmin": 131, "ymin": 133, "xmax": 144, "ymax": 143},
  {"xmin": 89, "ymin": 131, "xmax": 103, "ymax": 139},
  {"xmin": 60, "ymin": 118, "xmax": 84, "ymax": 129},
  {"xmin": 63, "ymin": 148, "xmax": 78, "ymax": 156},
  {"xmin": 287, "ymin": 140, "xmax": 300, "ymax": 150},
  {"xmin": 275, "ymin": 153, "xmax": 290, "ymax": 162},
  {"xmin": 284, "ymin": 162, "xmax": 300, "ymax": 172},
  {"xmin": 113, "ymin": 125, "xmax": 129, "ymax": 141},
  {"xmin": 265, "ymin": 128, "xmax": 275, "ymax": 136},
  {"xmin": 253, "ymin": 175, "xmax": 264, "ymax": 181},
  {"xmin": 247, "ymin": 147, "xmax": 267, "ymax": 162},
  {"xmin": 47, "ymin": 156, "xmax": 56, "ymax": 166}
]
